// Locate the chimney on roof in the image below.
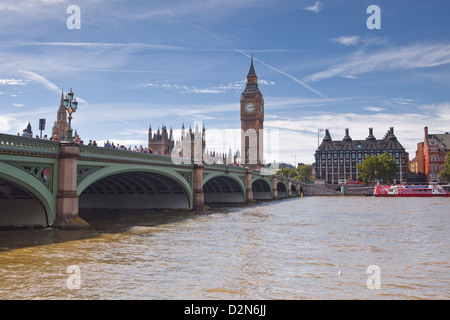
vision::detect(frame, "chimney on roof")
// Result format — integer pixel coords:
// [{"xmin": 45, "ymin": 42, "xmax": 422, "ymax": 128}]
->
[
  {"xmin": 367, "ymin": 127, "xmax": 375, "ymax": 140},
  {"xmin": 424, "ymin": 126, "xmax": 428, "ymax": 137},
  {"xmin": 323, "ymin": 129, "xmax": 332, "ymax": 141},
  {"xmin": 385, "ymin": 127, "xmax": 396, "ymax": 139},
  {"xmin": 343, "ymin": 128, "xmax": 351, "ymax": 140}
]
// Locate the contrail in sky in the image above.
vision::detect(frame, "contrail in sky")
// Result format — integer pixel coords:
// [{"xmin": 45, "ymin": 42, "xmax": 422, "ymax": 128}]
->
[
  {"xmin": 187, "ymin": 22, "xmax": 331, "ymax": 101},
  {"xmin": 231, "ymin": 46, "xmax": 331, "ymax": 101}
]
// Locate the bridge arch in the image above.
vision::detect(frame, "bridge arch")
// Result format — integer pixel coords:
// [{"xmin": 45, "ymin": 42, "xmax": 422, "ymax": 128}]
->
[
  {"xmin": 203, "ymin": 173, "xmax": 246, "ymax": 203},
  {"xmin": 77, "ymin": 166, "xmax": 193, "ymax": 210},
  {"xmin": 252, "ymin": 177, "xmax": 272, "ymax": 200},
  {"xmin": 0, "ymin": 162, "xmax": 54, "ymax": 227},
  {"xmin": 277, "ymin": 181, "xmax": 288, "ymax": 198},
  {"xmin": 290, "ymin": 183, "xmax": 298, "ymax": 196}
]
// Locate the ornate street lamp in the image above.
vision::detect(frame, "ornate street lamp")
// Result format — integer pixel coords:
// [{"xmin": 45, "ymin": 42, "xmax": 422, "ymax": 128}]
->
[{"xmin": 63, "ymin": 88, "xmax": 78, "ymax": 142}]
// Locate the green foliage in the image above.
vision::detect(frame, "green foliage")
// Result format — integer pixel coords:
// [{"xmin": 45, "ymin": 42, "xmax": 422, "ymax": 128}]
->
[
  {"xmin": 357, "ymin": 152, "xmax": 399, "ymax": 185},
  {"xmin": 357, "ymin": 155, "xmax": 377, "ymax": 185},
  {"xmin": 277, "ymin": 164, "xmax": 313, "ymax": 183},
  {"xmin": 377, "ymin": 152, "xmax": 399, "ymax": 184},
  {"xmin": 439, "ymin": 152, "xmax": 450, "ymax": 182},
  {"xmin": 296, "ymin": 165, "xmax": 312, "ymax": 183}
]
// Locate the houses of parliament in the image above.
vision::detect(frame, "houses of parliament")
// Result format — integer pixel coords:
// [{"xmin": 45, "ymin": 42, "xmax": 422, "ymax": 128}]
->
[
  {"xmin": 146, "ymin": 56, "xmax": 264, "ymax": 166},
  {"xmin": 51, "ymin": 57, "xmax": 265, "ymax": 167}
]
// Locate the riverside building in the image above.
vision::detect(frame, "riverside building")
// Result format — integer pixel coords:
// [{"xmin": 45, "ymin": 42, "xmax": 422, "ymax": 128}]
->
[
  {"xmin": 423, "ymin": 126, "xmax": 450, "ymax": 183},
  {"xmin": 315, "ymin": 127, "xmax": 408, "ymax": 184}
]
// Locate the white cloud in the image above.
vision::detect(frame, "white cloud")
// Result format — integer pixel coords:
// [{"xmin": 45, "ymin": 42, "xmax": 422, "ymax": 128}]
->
[
  {"xmin": 306, "ymin": 43, "xmax": 450, "ymax": 82},
  {"xmin": 144, "ymin": 81, "xmax": 224, "ymax": 94},
  {"xmin": 303, "ymin": 1, "xmax": 322, "ymax": 13},
  {"xmin": 21, "ymin": 41, "xmax": 188, "ymax": 51},
  {"xmin": 331, "ymin": 36, "xmax": 360, "ymax": 46},
  {"xmin": 258, "ymin": 80, "xmax": 276, "ymax": 86},
  {"xmin": 143, "ymin": 79, "xmax": 275, "ymax": 94},
  {"xmin": 264, "ymin": 96, "xmax": 352, "ymax": 110},
  {"xmin": 342, "ymin": 75, "xmax": 358, "ymax": 79},
  {"xmin": 0, "ymin": 78, "xmax": 27, "ymax": 85},
  {"xmin": 330, "ymin": 35, "xmax": 388, "ymax": 48},
  {"xmin": 17, "ymin": 70, "xmax": 60, "ymax": 93},
  {"xmin": 384, "ymin": 97, "xmax": 415, "ymax": 106},
  {"xmin": 0, "ymin": 116, "xmax": 19, "ymax": 132},
  {"xmin": 364, "ymin": 106, "xmax": 384, "ymax": 112}
]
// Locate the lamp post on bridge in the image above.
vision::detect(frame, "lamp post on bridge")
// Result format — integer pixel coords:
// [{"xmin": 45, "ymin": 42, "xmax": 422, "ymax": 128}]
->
[{"xmin": 63, "ymin": 88, "xmax": 78, "ymax": 142}]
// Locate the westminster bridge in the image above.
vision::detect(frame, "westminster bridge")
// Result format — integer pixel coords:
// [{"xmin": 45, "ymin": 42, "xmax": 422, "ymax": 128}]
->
[{"xmin": 0, "ymin": 133, "xmax": 304, "ymax": 229}]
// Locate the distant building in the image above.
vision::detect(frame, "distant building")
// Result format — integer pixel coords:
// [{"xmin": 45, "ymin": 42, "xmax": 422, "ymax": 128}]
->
[
  {"xmin": 20, "ymin": 122, "xmax": 33, "ymax": 137},
  {"xmin": 315, "ymin": 127, "xmax": 408, "ymax": 184},
  {"xmin": 410, "ymin": 142, "xmax": 425, "ymax": 174},
  {"xmin": 178, "ymin": 123, "xmax": 206, "ymax": 161},
  {"xmin": 148, "ymin": 125, "xmax": 174, "ymax": 155},
  {"xmin": 423, "ymin": 126, "xmax": 450, "ymax": 183},
  {"xmin": 148, "ymin": 123, "xmax": 206, "ymax": 160},
  {"xmin": 52, "ymin": 91, "xmax": 68, "ymax": 141},
  {"xmin": 407, "ymin": 142, "xmax": 426, "ymax": 182}
]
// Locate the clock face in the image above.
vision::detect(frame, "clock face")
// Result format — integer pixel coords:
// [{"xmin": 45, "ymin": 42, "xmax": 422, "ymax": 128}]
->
[{"xmin": 245, "ymin": 103, "xmax": 255, "ymax": 113}]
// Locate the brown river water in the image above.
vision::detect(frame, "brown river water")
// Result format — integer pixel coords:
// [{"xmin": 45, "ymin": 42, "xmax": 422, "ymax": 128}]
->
[{"xmin": 0, "ymin": 196, "xmax": 448, "ymax": 300}]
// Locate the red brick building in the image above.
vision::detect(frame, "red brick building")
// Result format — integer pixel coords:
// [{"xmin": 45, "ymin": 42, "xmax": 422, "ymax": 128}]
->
[{"xmin": 423, "ymin": 126, "xmax": 450, "ymax": 183}]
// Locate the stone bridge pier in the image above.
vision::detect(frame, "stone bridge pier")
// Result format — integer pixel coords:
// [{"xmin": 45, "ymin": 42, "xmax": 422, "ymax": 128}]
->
[
  {"xmin": 193, "ymin": 163, "xmax": 206, "ymax": 211},
  {"xmin": 52, "ymin": 142, "xmax": 89, "ymax": 229}
]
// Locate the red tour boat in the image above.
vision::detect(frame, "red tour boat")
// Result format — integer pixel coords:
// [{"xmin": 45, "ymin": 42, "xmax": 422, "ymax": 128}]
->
[{"xmin": 373, "ymin": 183, "xmax": 450, "ymax": 197}]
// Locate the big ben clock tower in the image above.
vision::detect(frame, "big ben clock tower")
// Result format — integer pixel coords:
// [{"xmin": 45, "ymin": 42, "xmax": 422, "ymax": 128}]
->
[{"xmin": 241, "ymin": 55, "xmax": 264, "ymax": 168}]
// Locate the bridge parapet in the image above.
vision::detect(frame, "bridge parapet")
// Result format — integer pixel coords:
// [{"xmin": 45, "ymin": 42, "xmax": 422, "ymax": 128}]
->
[
  {"xmin": 0, "ymin": 133, "xmax": 59, "ymax": 157},
  {"xmin": 203, "ymin": 162, "xmax": 247, "ymax": 174}
]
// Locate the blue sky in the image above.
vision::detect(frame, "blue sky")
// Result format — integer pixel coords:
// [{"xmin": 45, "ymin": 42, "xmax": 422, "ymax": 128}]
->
[{"xmin": 1, "ymin": 0, "xmax": 449, "ymax": 164}]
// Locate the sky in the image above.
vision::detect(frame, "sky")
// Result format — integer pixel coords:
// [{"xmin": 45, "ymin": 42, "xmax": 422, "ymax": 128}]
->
[{"xmin": 0, "ymin": 0, "xmax": 449, "ymax": 165}]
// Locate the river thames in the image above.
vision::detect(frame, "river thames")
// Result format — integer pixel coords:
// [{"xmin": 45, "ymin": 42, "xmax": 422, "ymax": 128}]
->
[{"xmin": 0, "ymin": 196, "xmax": 448, "ymax": 300}]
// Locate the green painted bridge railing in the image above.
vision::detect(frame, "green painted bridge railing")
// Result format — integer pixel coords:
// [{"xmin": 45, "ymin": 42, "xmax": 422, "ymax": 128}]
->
[{"xmin": 0, "ymin": 133, "xmax": 60, "ymax": 156}]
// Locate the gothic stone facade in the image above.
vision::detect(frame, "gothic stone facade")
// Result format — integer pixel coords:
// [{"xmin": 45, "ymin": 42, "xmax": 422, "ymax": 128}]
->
[
  {"xmin": 148, "ymin": 125, "xmax": 174, "ymax": 155},
  {"xmin": 148, "ymin": 123, "xmax": 205, "ymax": 160}
]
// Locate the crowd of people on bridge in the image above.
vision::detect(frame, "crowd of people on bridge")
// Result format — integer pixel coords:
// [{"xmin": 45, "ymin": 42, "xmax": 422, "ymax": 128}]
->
[{"xmin": 100, "ymin": 140, "xmax": 154, "ymax": 153}]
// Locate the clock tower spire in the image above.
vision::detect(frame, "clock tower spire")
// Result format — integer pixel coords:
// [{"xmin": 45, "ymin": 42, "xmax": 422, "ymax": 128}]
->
[{"xmin": 241, "ymin": 55, "xmax": 264, "ymax": 168}]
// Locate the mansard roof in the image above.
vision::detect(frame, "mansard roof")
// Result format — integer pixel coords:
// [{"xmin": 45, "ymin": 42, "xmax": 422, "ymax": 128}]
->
[
  {"xmin": 316, "ymin": 127, "xmax": 406, "ymax": 153},
  {"xmin": 434, "ymin": 134, "xmax": 450, "ymax": 150},
  {"xmin": 426, "ymin": 130, "xmax": 450, "ymax": 151}
]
